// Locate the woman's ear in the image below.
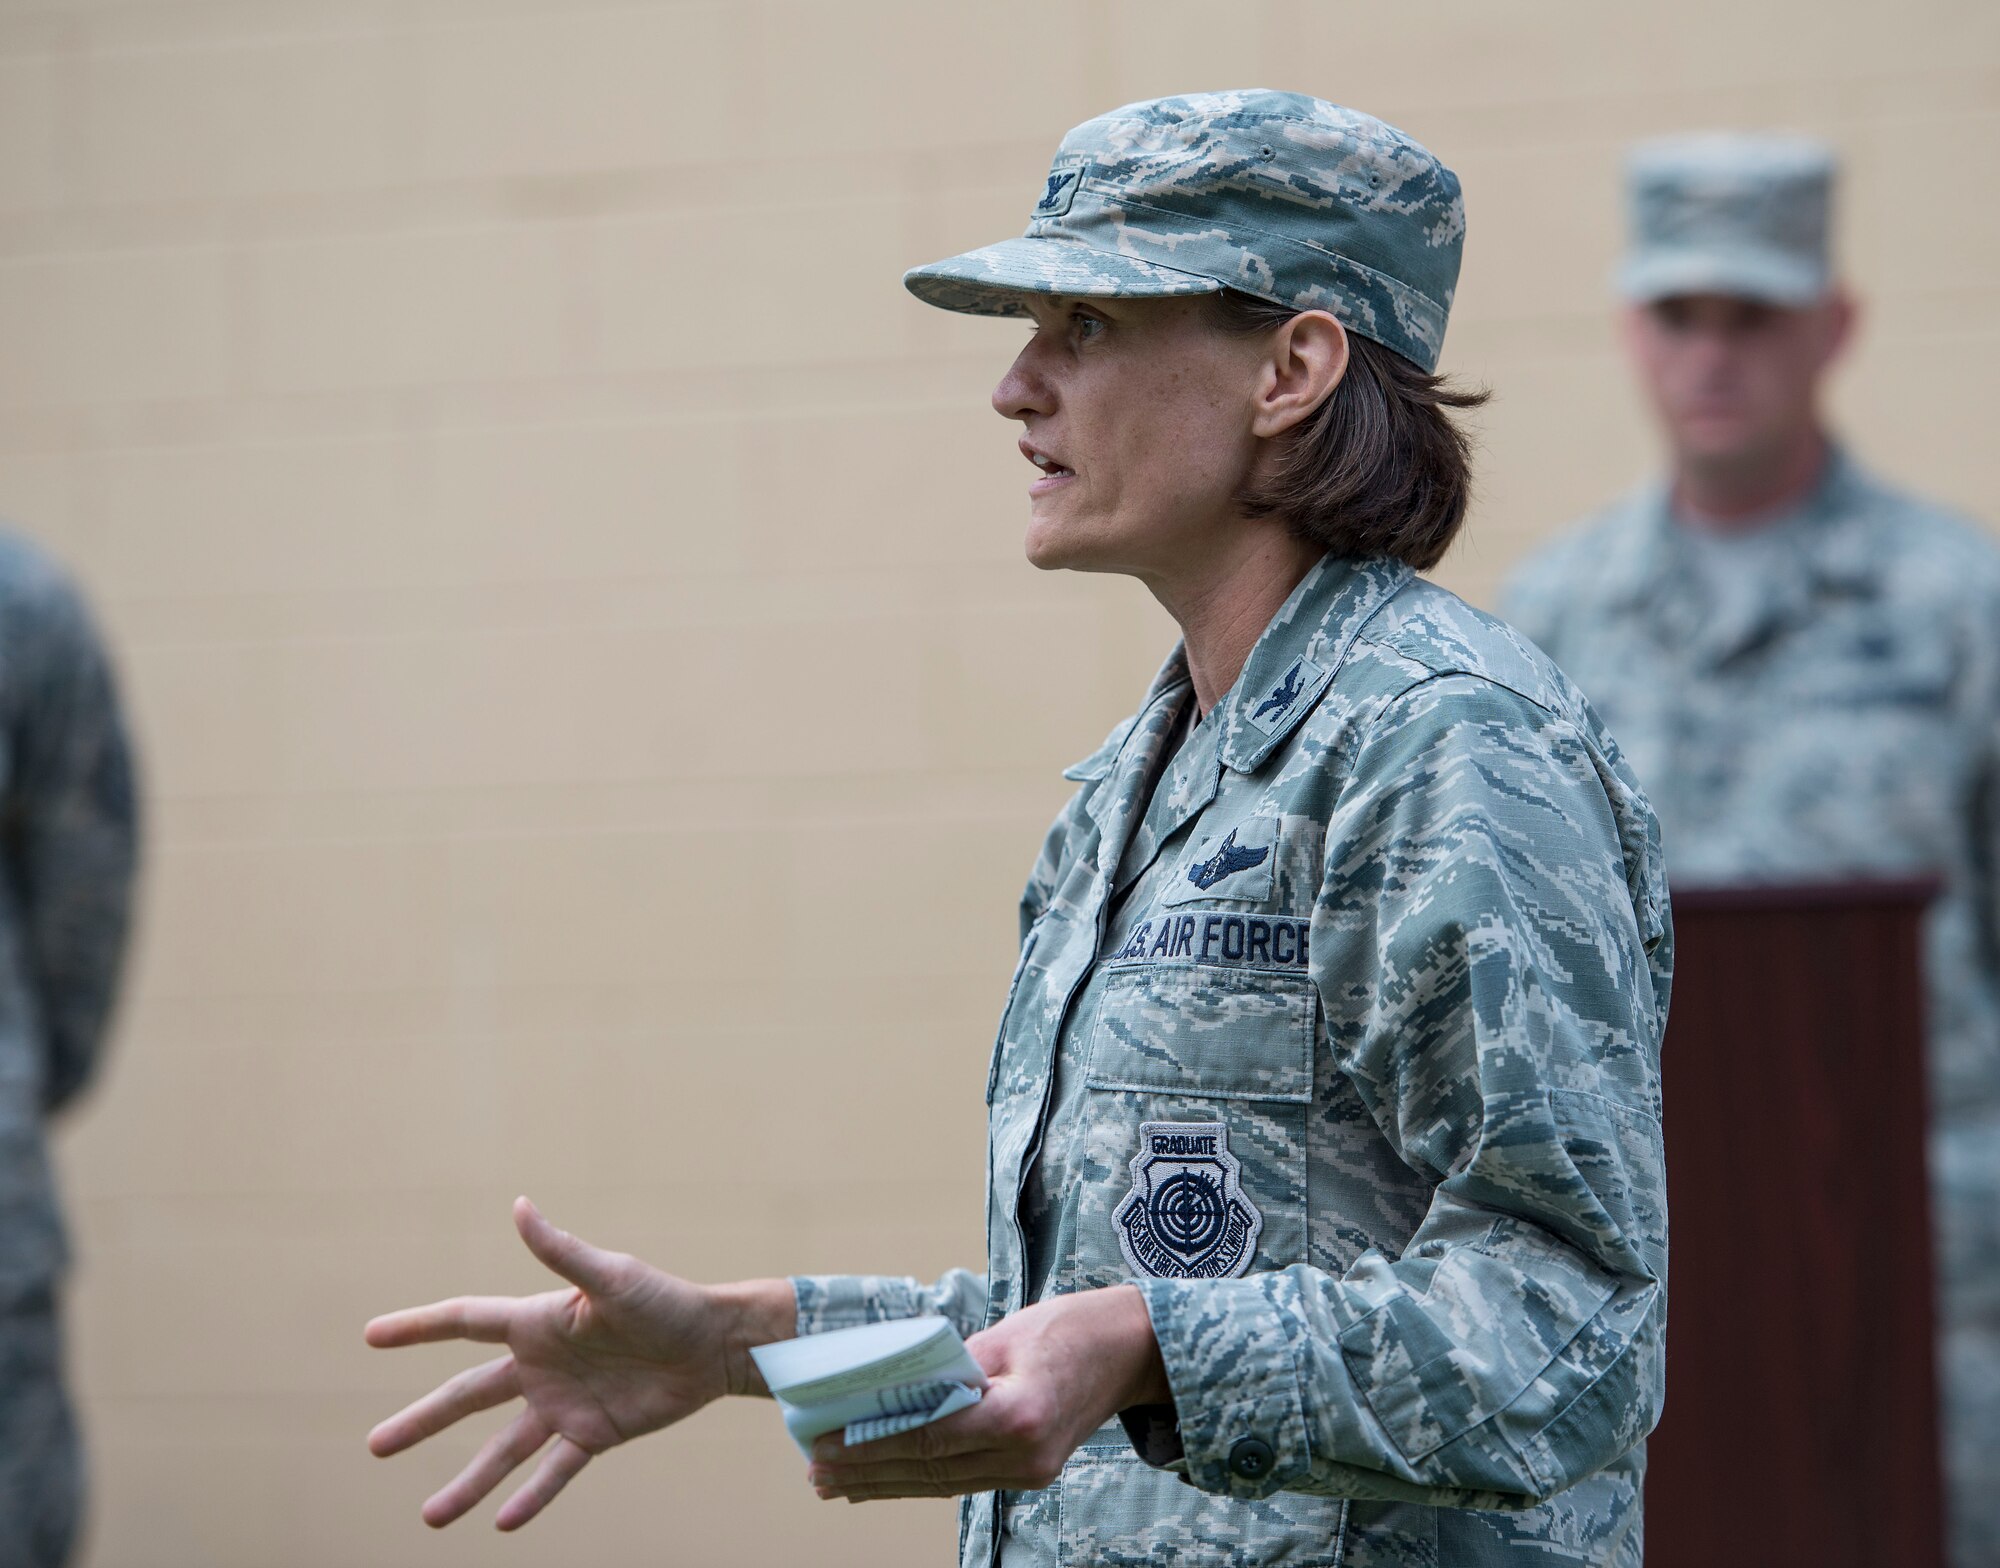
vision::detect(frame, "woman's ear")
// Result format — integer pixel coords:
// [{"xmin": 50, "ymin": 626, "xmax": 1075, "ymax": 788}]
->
[{"xmin": 1250, "ymin": 311, "xmax": 1349, "ymax": 439}]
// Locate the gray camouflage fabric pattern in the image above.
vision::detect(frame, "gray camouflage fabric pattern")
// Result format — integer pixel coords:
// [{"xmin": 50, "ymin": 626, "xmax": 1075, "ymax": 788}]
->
[
  {"xmin": 0, "ymin": 1289, "xmax": 80, "ymax": 1568},
  {"xmin": 1503, "ymin": 451, "xmax": 2000, "ymax": 1568},
  {"xmin": 1618, "ymin": 132, "xmax": 1835, "ymax": 306},
  {"xmin": 798, "ymin": 555, "xmax": 1672, "ymax": 1566},
  {"xmin": 0, "ymin": 528, "xmax": 137, "ymax": 1567},
  {"xmin": 903, "ymin": 91, "xmax": 1465, "ymax": 373}
]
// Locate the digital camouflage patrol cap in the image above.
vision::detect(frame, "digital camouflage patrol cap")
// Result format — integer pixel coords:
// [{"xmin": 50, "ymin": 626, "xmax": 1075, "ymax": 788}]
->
[
  {"xmin": 1619, "ymin": 133, "xmax": 1836, "ymax": 306},
  {"xmin": 903, "ymin": 90, "xmax": 1465, "ymax": 374}
]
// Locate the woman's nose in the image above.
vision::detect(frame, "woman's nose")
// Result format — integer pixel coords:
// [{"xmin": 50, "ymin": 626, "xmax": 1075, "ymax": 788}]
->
[{"xmin": 993, "ymin": 340, "xmax": 1056, "ymax": 422}]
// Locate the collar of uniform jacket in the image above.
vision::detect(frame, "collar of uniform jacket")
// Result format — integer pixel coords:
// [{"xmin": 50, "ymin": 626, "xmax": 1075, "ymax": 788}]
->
[
  {"xmin": 1593, "ymin": 442, "xmax": 1881, "ymax": 614},
  {"xmin": 1061, "ymin": 553, "xmax": 1417, "ymax": 790}
]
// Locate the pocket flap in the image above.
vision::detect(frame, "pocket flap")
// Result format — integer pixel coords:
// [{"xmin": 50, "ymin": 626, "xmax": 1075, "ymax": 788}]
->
[{"xmin": 1085, "ymin": 966, "xmax": 1315, "ymax": 1104}]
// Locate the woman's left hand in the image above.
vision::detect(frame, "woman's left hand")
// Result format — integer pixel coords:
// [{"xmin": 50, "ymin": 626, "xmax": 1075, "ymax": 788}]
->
[{"xmin": 806, "ymin": 1284, "xmax": 1170, "ymax": 1501}]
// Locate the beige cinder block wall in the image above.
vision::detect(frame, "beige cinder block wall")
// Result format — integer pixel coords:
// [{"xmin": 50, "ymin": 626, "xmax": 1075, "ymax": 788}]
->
[{"xmin": 1, "ymin": 2, "xmax": 1992, "ymax": 1563}]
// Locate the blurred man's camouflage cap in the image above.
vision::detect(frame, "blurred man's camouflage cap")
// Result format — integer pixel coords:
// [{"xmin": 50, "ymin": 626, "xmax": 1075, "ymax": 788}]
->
[
  {"xmin": 903, "ymin": 90, "xmax": 1465, "ymax": 373},
  {"xmin": 1620, "ymin": 133, "xmax": 1836, "ymax": 306}
]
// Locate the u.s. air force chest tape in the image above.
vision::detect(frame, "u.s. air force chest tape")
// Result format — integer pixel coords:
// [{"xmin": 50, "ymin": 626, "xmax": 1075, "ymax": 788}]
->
[
  {"xmin": 1113, "ymin": 1121, "xmax": 1264, "ymax": 1280},
  {"xmin": 1108, "ymin": 909, "xmax": 1310, "ymax": 971}
]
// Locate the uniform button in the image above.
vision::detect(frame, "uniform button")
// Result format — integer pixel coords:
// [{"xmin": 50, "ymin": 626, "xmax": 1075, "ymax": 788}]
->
[{"xmin": 1227, "ymin": 1437, "xmax": 1274, "ymax": 1480}]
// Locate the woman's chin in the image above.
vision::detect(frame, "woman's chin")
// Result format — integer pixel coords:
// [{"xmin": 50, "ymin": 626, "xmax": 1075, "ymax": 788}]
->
[
  {"xmin": 1022, "ymin": 521, "xmax": 1086, "ymax": 572},
  {"xmin": 1024, "ymin": 501, "xmax": 1130, "ymax": 572}
]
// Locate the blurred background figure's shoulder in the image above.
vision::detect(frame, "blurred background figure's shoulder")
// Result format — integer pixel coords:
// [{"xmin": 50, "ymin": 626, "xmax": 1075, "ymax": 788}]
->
[
  {"xmin": 0, "ymin": 524, "xmax": 104, "ymax": 660},
  {"xmin": 1840, "ymin": 460, "xmax": 2000, "ymax": 613},
  {"xmin": 1496, "ymin": 484, "xmax": 1664, "ymax": 660},
  {"xmin": 0, "ymin": 522, "xmax": 83, "ymax": 593}
]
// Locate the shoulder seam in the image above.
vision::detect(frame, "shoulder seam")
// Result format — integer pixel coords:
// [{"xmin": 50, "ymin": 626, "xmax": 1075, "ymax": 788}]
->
[{"xmin": 1357, "ymin": 644, "xmax": 1570, "ymax": 726}]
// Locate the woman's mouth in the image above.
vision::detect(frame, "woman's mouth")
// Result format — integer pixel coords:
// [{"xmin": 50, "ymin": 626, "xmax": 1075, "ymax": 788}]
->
[{"xmin": 1023, "ymin": 442, "xmax": 1075, "ymax": 494}]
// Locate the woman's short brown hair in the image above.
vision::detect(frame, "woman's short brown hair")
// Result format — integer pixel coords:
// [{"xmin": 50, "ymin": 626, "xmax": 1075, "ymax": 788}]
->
[{"xmin": 1208, "ymin": 291, "xmax": 1489, "ymax": 571}]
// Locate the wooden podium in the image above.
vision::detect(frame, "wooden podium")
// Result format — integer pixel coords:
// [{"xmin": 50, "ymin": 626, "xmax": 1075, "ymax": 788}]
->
[{"xmin": 1643, "ymin": 880, "xmax": 1946, "ymax": 1567}]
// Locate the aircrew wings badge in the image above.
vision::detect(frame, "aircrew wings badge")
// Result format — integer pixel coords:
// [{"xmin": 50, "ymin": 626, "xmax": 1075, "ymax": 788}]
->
[
  {"xmin": 1114, "ymin": 1121, "xmax": 1263, "ymax": 1280},
  {"xmin": 1163, "ymin": 815, "xmax": 1279, "ymax": 906}
]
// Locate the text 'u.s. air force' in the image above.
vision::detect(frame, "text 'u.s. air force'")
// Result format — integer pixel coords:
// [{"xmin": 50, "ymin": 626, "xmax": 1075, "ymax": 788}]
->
[{"xmin": 1110, "ymin": 913, "xmax": 1310, "ymax": 970}]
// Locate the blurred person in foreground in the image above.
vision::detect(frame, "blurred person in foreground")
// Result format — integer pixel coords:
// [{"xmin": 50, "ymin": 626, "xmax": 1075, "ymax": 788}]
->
[
  {"xmin": 1503, "ymin": 134, "xmax": 2000, "ymax": 1566},
  {"xmin": 0, "ymin": 531, "xmax": 137, "ymax": 1568},
  {"xmin": 368, "ymin": 92, "xmax": 1672, "ymax": 1566}
]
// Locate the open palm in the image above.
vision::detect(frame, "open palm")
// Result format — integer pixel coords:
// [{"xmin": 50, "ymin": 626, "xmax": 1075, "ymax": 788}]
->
[{"xmin": 366, "ymin": 1197, "xmax": 738, "ymax": 1529}]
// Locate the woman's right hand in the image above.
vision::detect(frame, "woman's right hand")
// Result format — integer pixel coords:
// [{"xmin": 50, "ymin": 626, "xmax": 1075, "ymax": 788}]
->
[{"xmin": 365, "ymin": 1196, "xmax": 795, "ymax": 1530}]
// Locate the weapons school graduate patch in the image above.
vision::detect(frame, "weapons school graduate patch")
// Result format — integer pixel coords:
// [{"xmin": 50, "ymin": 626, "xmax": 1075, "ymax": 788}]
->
[{"xmin": 1114, "ymin": 1121, "xmax": 1263, "ymax": 1280}]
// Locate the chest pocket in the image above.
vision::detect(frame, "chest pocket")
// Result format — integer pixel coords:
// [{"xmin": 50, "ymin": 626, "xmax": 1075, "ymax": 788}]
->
[
  {"xmin": 1063, "ymin": 964, "xmax": 1315, "ymax": 1292},
  {"xmin": 1086, "ymin": 965, "xmax": 1314, "ymax": 1101},
  {"xmin": 1791, "ymin": 613, "xmax": 1957, "ymax": 708}
]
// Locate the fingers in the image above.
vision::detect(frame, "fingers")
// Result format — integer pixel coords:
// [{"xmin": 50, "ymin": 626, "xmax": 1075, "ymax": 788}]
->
[
  {"xmin": 822, "ymin": 1477, "xmax": 1015, "ymax": 1502},
  {"xmin": 810, "ymin": 1403, "xmax": 988, "ymax": 1466},
  {"xmin": 807, "ymin": 1378, "xmax": 1068, "ymax": 1500},
  {"xmin": 366, "ymin": 1297, "xmax": 518, "ymax": 1349},
  {"xmin": 494, "ymin": 1435, "xmax": 593, "ymax": 1531},
  {"xmin": 421, "ymin": 1410, "xmax": 551, "ymax": 1529},
  {"xmin": 369, "ymin": 1356, "xmax": 520, "ymax": 1458},
  {"xmin": 513, "ymin": 1196, "xmax": 623, "ymax": 1296},
  {"xmin": 808, "ymin": 1450, "xmax": 1015, "ymax": 1494}
]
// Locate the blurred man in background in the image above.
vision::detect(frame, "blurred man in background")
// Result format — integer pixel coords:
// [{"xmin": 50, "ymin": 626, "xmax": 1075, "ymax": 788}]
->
[
  {"xmin": 1503, "ymin": 134, "xmax": 2000, "ymax": 1566},
  {"xmin": 0, "ymin": 531, "xmax": 137, "ymax": 1568}
]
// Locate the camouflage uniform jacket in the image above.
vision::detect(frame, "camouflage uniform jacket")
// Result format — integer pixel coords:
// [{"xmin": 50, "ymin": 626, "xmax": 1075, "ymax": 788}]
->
[
  {"xmin": 1501, "ymin": 452, "xmax": 2000, "ymax": 1565},
  {"xmin": 797, "ymin": 555, "xmax": 1673, "ymax": 1567},
  {"xmin": 0, "ymin": 529, "xmax": 138, "ymax": 1307}
]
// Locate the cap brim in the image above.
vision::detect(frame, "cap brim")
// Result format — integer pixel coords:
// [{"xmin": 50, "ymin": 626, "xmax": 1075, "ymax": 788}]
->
[
  {"xmin": 1617, "ymin": 249, "xmax": 1827, "ymax": 307},
  {"xmin": 904, "ymin": 236, "xmax": 1223, "ymax": 316}
]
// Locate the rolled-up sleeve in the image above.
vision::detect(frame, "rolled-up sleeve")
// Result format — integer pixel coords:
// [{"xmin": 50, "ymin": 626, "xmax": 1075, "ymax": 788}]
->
[
  {"xmin": 791, "ymin": 1270, "xmax": 989, "ymax": 1342},
  {"xmin": 1138, "ymin": 674, "xmax": 1671, "ymax": 1508}
]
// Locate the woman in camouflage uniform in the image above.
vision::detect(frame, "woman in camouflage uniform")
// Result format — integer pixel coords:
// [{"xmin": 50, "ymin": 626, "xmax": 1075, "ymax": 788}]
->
[{"xmin": 367, "ymin": 92, "xmax": 1673, "ymax": 1568}]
